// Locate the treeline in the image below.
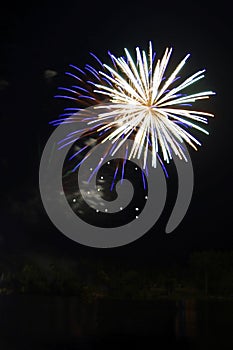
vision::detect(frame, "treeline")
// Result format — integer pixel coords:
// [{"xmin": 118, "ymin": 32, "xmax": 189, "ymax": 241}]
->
[{"xmin": 0, "ymin": 251, "xmax": 233, "ymax": 300}]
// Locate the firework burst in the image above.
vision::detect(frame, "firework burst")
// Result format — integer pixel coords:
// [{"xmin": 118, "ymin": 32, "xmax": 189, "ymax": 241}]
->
[{"xmin": 53, "ymin": 42, "xmax": 215, "ymax": 182}]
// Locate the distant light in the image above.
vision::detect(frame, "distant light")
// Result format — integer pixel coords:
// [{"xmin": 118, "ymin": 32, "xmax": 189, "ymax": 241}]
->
[
  {"xmin": 135, "ymin": 207, "xmax": 139, "ymax": 211},
  {"xmin": 96, "ymin": 209, "xmax": 99, "ymax": 212},
  {"xmin": 72, "ymin": 198, "xmax": 77, "ymax": 202},
  {"xmin": 105, "ymin": 208, "xmax": 108, "ymax": 212},
  {"xmin": 100, "ymin": 176, "xmax": 104, "ymax": 179},
  {"xmin": 44, "ymin": 69, "xmax": 57, "ymax": 80},
  {"xmin": 145, "ymin": 195, "xmax": 148, "ymax": 199},
  {"xmin": 135, "ymin": 216, "xmax": 139, "ymax": 219},
  {"xmin": 0, "ymin": 79, "xmax": 10, "ymax": 90},
  {"xmin": 120, "ymin": 207, "xmax": 123, "ymax": 210}
]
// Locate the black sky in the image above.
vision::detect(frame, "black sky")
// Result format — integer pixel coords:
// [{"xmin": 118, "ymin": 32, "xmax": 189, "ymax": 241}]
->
[{"xmin": 0, "ymin": 1, "xmax": 232, "ymax": 265}]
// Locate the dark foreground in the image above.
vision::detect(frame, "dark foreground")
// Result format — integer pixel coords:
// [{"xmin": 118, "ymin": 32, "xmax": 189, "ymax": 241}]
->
[{"xmin": 0, "ymin": 296, "xmax": 233, "ymax": 350}]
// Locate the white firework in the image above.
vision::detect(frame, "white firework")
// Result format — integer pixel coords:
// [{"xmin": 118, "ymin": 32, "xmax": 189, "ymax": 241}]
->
[{"xmin": 87, "ymin": 41, "xmax": 215, "ymax": 168}]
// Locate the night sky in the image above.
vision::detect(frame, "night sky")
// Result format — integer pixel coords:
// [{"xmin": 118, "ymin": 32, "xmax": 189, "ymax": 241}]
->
[{"xmin": 1, "ymin": 1, "xmax": 232, "ymax": 266}]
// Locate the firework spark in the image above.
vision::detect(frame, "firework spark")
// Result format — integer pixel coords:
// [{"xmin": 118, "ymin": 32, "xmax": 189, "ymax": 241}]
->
[{"xmin": 53, "ymin": 42, "xmax": 215, "ymax": 181}]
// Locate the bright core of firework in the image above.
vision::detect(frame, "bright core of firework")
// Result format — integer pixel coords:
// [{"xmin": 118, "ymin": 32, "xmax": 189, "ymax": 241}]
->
[{"xmin": 87, "ymin": 42, "xmax": 215, "ymax": 168}]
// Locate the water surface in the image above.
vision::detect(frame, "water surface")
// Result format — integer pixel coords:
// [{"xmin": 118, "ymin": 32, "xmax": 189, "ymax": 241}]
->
[{"xmin": 0, "ymin": 296, "xmax": 233, "ymax": 349}]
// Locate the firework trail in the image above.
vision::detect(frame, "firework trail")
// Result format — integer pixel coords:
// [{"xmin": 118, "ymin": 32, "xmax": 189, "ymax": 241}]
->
[{"xmin": 52, "ymin": 42, "xmax": 215, "ymax": 187}]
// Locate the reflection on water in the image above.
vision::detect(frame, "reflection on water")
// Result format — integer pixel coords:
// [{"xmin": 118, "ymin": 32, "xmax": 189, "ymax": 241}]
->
[{"xmin": 0, "ymin": 296, "xmax": 233, "ymax": 349}]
